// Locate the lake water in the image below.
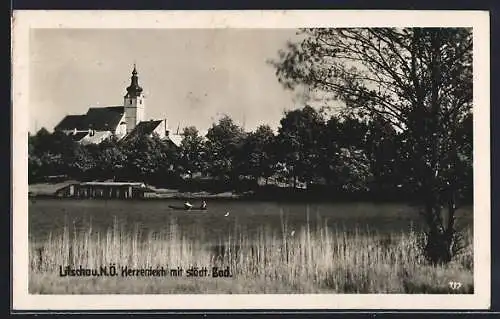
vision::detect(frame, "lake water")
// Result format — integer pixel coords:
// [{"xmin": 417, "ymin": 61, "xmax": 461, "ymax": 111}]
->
[{"xmin": 29, "ymin": 199, "xmax": 473, "ymax": 242}]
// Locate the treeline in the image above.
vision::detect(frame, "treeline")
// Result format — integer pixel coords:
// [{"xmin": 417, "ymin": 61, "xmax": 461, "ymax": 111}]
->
[{"xmin": 29, "ymin": 105, "xmax": 472, "ymax": 201}]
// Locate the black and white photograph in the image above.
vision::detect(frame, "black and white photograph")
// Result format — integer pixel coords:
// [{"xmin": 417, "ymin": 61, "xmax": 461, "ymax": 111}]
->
[{"xmin": 12, "ymin": 10, "xmax": 490, "ymax": 310}]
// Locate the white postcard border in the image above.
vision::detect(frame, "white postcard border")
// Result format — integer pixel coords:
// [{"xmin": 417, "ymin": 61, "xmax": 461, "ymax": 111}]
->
[{"xmin": 12, "ymin": 10, "xmax": 491, "ymax": 310}]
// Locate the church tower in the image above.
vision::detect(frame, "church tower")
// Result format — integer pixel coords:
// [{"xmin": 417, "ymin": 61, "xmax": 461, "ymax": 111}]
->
[{"xmin": 124, "ymin": 64, "xmax": 145, "ymax": 134}]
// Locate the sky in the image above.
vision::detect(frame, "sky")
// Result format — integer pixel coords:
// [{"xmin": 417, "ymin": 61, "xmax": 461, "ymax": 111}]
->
[{"xmin": 29, "ymin": 28, "xmax": 311, "ymax": 135}]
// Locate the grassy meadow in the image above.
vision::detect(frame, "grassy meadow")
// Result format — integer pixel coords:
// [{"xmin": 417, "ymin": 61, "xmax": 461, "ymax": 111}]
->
[{"xmin": 29, "ymin": 204, "xmax": 474, "ymax": 294}]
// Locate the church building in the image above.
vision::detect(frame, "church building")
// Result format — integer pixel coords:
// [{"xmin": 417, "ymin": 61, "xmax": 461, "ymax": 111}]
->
[{"xmin": 54, "ymin": 65, "xmax": 182, "ymax": 147}]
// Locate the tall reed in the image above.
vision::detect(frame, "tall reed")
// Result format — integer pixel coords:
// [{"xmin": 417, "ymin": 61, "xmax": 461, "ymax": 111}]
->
[{"xmin": 29, "ymin": 215, "xmax": 474, "ymax": 294}]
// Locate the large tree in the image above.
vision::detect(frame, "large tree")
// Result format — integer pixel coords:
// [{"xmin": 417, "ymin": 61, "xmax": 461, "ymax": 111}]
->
[
  {"xmin": 121, "ymin": 133, "xmax": 175, "ymax": 184},
  {"xmin": 365, "ymin": 115, "xmax": 400, "ymax": 193},
  {"xmin": 276, "ymin": 105, "xmax": 326, "ymax": 188},
  {"xmin": 321, "ymin": 115, "xmax": 373, "ymax": 191},
  {"xmin": 272, "ymin": 28, "xmax": 473, "ymax": 264},
  {"xmin": 242, "ymin": 124, "xmax": 277, "ymax": 184},
  {"xmin": 179, "ymin": 126, "xmax": 206, "ymax": 179},
  {"xmin": 93, "ymin": 137, "xmax": 126, "ymax": 181},
  {"xmin": 29, "ymin": 128, "xmax": 77, "ymax": 179},
  {"xmin": 205, "ymin": 115, "xmax": 246, "ymax": 183}
]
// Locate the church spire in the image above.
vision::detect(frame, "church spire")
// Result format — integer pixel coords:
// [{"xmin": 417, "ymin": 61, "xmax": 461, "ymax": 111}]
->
[{"xmin": 125, "ymin": 64, "xmax": 143, "ymax": 98}]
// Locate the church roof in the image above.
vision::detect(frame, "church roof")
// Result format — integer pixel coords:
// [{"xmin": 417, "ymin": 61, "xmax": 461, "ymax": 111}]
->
[
  {"xmin": 84, "ymin": 106, "xmax": 125, "ymax": 131},
  {"xmin": 54, "ymin": 106, "xmax": 125, "ymax": 132},
  {"xmin": 122, "ymin": 120, "xmax": 163, "ymax": 142},
  {"xmin": 71, "ymin": 132, "xmax": 89, "ymax": 142},
  {"xmin": 54, "ymin": 115, "xmax": 87, "ymax": 131}
]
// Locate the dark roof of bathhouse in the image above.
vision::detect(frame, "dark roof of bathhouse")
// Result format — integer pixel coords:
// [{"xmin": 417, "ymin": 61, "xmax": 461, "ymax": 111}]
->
[
  {"xmin": 54, "ymin": 114, "xmax": 88, "ymax": 131},
  {"xmin": 122, "ymin": 120, "xmax": 163, "ymax": 142},
  {"xmin": 54, "ymin": 106, "xmax": 125, "ymax": 132},
  {"xmin": 83, "ymin": 106, "xmax": 125, "ymax": 131},
  {"xmin": 80, "ymin": 182, "xmax": 146, "ymax": 187}
]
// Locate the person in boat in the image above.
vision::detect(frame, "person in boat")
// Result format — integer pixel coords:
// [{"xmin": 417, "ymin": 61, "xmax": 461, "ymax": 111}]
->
[
  {"xmin": 184, "ymin": 201, "xmax": 193, "ymax": 210},
  {"xmin": 200, "ymin": 200, "xmax": 207, "ymax": 210}
]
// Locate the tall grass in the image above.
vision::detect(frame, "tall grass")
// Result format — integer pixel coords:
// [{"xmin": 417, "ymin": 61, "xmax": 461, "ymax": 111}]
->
[{"xmin": 29, "ymin": 211, "xmax": 473, "ymax": 294}]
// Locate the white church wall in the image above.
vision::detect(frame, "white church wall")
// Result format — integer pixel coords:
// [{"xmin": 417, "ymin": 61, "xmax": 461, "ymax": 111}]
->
[
  {"xmin": 124, "ymin": 99, "xmax": 137, "ymax": 134},
  {"xmin": 124, "ymin": 96, "xmax": 145, "ymax": 134},
  {"xmin": 114, "ymin": 113, "xmax": 128, "ymax": 138},
  {"xmin": 152, "ymin": 119, "xmax": 167, "ymax": 139},
  {"xmin": 80, "ymin": 131, "xmax": 112, "ymax": 145}
]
